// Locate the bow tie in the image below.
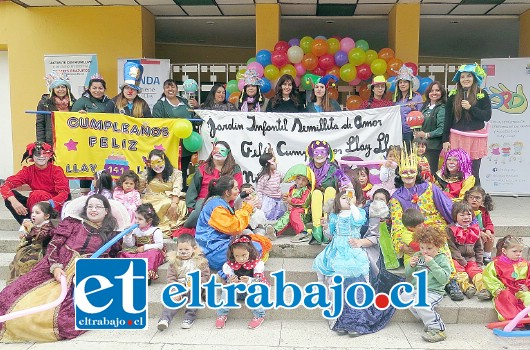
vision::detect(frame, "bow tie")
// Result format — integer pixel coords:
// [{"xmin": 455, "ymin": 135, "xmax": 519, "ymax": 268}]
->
[
  {"xmin": 451, "ymin": 224, "xmax": 480, "ymax": 245},
  {"xmin": 227, "ymin": 259, "xmax": 260, "ymax": 271}
]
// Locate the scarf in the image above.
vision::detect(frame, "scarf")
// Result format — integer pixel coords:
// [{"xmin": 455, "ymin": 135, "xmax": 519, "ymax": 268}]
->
[
  {"xmin": 54, "ymin": 95, "xmax": 71, "ymax": 111},
  {"xmin": 240, "ymin": 97, "xmax": 260, "ymax": 112},
  {"xmin": 227, "ymin": 258, "xmax": 260, "ymax": 271},
  {"xmin": 450, "ymin": 224, "xmax": 480, "ymax": 245}
]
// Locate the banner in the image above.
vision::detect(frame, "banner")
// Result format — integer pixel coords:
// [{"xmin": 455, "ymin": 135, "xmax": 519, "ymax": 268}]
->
[
  {"xmin": 195, "ymin": 107, "xmax": 403, "ymax": 184},
  {"xmin": 481, "ymin": 58, "xmax": 530, "ymax": 195},
  {"xmin": 44, "ymin": 54, "xmax": 98, "ymax": 99},
  {"xmin": 53, "ymin": 112, "xmax": 180, "ymax": 179},
  {"xmin": 117, "ymin": 58, "xmax": 171, "ymax": 110}
]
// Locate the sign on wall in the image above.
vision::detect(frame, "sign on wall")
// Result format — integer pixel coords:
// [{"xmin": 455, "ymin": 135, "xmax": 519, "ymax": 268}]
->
[{"xmin": 44, "ymin": 54, "xmax": 98, "ymax": 99}]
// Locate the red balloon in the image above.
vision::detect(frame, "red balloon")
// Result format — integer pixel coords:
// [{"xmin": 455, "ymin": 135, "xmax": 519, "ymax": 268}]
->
[
  {"xmin": 312, "ymin": 66, "xmax": 325, "ymax": 77},
  {"xmin": 404, "ymin": 62, "xmax": 418, "ymax": 76},
  {"xmin": 328, "ymin": 87, "xmax": 339, "ymax": 100},
  {"xmin": 274, "ymin": 41, "xmax": 289, "ymax": 53},
  {"xmin": 346, "ymin": 95, "xmax": 363, "ymax": 111},
  {"xmin": 271, "ymin": 50, "xmax": 288, "ymax": 68},
  {"xmin": 301, "ymin": 53, "xmax": 318, "ymax": 71},
  {"xmin": 358, "ymin": 82, "xmax": 371, "ymax": 100},
  {"xmin": 318, "ymin": 54, "xmax": 335, "ymax": 71},
  {"xmin": 356, "ymin": 63, "xmax": 372, "ymax": 81}
]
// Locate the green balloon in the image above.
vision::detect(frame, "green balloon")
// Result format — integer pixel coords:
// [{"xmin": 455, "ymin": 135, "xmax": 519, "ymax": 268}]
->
[
  {"xmin": 247, "ymin": 57, "xmax": 257, "ymax": 64},
  {"xmin": 183, "ymin": 131, "xmax": 203, "ymax": 153},
  {"xmin": 226, "ymin": 80, "xmax": 239, "ymax": 94},
  {"xmin": 355, "ymin": 39, "xmax": 369, "ymax": 51}
]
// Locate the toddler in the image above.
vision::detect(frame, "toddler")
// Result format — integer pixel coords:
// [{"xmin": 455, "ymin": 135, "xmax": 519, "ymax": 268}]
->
[
  {"xmin": 413, "ymin": 137, "xmax": 433, "ymax": 182},
  {"xmin": 465, "ymin": 186, "xmax": 495, "ymax": 264},
  {"xmin": 401, "ymin": 208, "xmax": 425, "ymax": 265},
  {"xmin": 113, "ymin": 170, "xmax": 142, "ymax": 223},
  {"xmin": 88, "ymin": 169, "xmax": 113, "ymax": 199},
  {"xmin": 378, "ymin": 145, "xmax": 400, "ymax": 195}
]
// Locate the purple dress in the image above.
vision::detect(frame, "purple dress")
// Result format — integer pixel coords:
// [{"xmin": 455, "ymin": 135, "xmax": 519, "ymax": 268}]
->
[{"xmin": 0, "ymin": 217, "xmax": 119, "ymax": 342}]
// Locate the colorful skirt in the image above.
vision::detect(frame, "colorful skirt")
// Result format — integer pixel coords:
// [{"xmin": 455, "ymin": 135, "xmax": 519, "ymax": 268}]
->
[
  {"xmin": 261, "ymin": 195, "xmax": 286, "ymax": 221},
  {"xmin": 450, "ymin": 127, "xmax": 488, "ymax": 160},
  {"xmin": 118, "ymin": 249, "xmax": 165, "ymax": 280}
]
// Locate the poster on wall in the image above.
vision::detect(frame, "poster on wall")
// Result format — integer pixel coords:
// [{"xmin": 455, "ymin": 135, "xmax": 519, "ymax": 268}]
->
[
  {"xmin": 195, "ymin": 107, "xmax": 402, "ymax": 184},
  {"xmin": 44, "ymin": 54, "xmax": 98, "ymax": 99},
  {"xmin": 481, "ymin": 58, "xmax": 530, "ymax": 195},
  {"xmin": 117, "ymin": 58, "xmax": 171, "ymax": 110}
]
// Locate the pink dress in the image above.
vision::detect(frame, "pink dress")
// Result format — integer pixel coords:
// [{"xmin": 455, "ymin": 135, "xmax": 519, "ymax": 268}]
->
[
  {"xmin": 113, "ymin": 188, "xmax": 142, "ymax": 223},
  {"xmin": 118, "ymin": 226, "xmax": 165, "ymax": 280}
]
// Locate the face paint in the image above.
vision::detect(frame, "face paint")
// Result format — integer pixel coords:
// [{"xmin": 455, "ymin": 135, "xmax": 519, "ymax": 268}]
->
[
  {"xmin": 150, "ymin": 157, "xmax": 166, "ymax": 173},
  {"xmin": 33, "ymin": 152, "xmax": 51, "ymax": 166},
  {"xmin": 400, "ymin": 169, "xmax": 417, "ymax": 179},
  {"xmin": 213, "ymin": 145, "xmax": 230, "ymax": 159},
  {"xmin": 313, "ymin": 147, "xmax": 329, "ymax": 158}
]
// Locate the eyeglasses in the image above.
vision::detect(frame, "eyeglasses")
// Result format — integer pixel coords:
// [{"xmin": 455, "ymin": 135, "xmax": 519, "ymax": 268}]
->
[
  {"xmin": 469, "ymin": 195, "xmax": 482, "ymax": 201},
  {"xmin": 87, "ymin": 205, "xmax": 106, "ymax": 211}
]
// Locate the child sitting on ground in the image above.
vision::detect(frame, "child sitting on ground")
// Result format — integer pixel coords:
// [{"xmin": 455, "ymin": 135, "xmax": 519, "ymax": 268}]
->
[
  {"xmin": 404, "ymin": 225, "xmax": 451, "ymax": 343},
  {"xmin": 157, "ymin": 234, "xmax": 210, "ymax": 331},
  {"xmin": 113, "ymin": 170, "xmax": 142, "ymax": 223},
  {"xmin": 464, "ymin": 186, "xmax": 495, "ymax": 264},
  {"xmin": 88, "ymin": 169, "xmax": 113, "ymax": 199}
]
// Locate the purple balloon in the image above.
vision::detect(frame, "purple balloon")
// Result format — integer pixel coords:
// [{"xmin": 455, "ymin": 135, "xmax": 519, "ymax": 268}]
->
[
  {"xmin": 334, "ymin": 50, "xmax": 348, "ymax": 67},
  {"xmin": 288, "ymin": 38, "xmax": 300, "ymax": 47}
]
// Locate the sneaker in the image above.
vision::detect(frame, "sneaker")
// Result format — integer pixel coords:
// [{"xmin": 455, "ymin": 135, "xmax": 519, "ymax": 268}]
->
[
  {"xmin": 181, "ymin": 319, "xmax": 195, "ymax": 329},
  {"xmin": 265, "ymin": 225, "xmax": 277, "ymax": 241},
  {"xmin": 464, "ymin": 286, "xmax": 477, "ymax": 299},
  {"xmin": 335, "ymin": 329, "xmax": 348, "ymax": 336},
  {"xmin": 422, "ymin": 329, "xmax": 447, "ymax": 343},
  {"xmin": 157, "ymin": 320, "xmax": 169, "ymax": 331},
  {"xmin": 476, "ymin": 289, "xmax": 493, "ymax": 300},
  {"xmin": 291, "ymin": 231, "xmax": 311, "ymax": 243},
  {"xmin": 445, "ymin": 279, "xmax": 465, "ymax": 301},
  {"xmin": 248, "ymin": 316, "xmax": 265, "ymax": 329},
  {"xmin": 215, "ymin": 315, "xmax": 227, "ymax": 329},
  {"xmin": 348, "ymin": 330, "xmax": 362, "ymax": 337}
]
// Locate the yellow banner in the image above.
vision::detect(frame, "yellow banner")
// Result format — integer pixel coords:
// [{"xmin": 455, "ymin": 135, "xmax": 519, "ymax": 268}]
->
[{"xmin": 53, "ymin": 112, "xmax": 179, "ymax": 178}]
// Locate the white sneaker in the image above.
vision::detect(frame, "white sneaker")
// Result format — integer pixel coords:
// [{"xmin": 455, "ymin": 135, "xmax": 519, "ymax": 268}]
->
[
  {"xmin": 265, "ymin": 225, "xmax": 277, "ymax": 241},
  {"xmin": 181, "ymin": 319, "xmax": 194, "ymax": 329},
  {"xmin": 157, "ymin": 319, "xmax": 169, "ymax": 331}
]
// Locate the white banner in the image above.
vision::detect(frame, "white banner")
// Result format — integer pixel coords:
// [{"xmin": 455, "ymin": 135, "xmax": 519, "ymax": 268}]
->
[
  {"xmin": 195, "ymin": 107, "xmax": 403, "ymax": 184},
  {"xmin": 481, "ymin": 58, "xmax": 530, "ymax": 195},
  {"xmin": 117, "ymin": 58, "xmax": 171, "ymax": 110},
  {"xmin": 44, "ymin": 54, "xmax": 98, "ymax": 99}
]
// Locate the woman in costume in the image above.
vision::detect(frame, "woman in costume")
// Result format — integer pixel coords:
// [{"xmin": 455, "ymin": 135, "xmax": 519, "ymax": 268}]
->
[
  {"xmin": 112, "ymin": 61, "xmax": 151, "ymax": 117},
  {"xmin": 305, "ymin": 74, "xmax": 341, "ymax": 112},
  {"xmin": 434, "ymin": 148, "xmax": 475, "ymax": 202},
  {"xmin": 236, "ymin": 70, "xmax": 264, "ymax": 112},
  {"xmin": 393, "ymin": 66, "xmax": 423, "ymax": 146},
  {"xmin": 359, "ymin": 75, "xmax": 393, "ymax": 110}
]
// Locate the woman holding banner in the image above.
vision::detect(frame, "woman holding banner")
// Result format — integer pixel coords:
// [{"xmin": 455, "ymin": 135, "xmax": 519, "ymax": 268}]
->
[
  {"xmin": 359, "ymin": 76, "xmax": 393, "ymax": 110},
  {"xmin": 112, "ymin": 62, "xmax": 151, "ymax": 118},
  {"xmin": 393, "ymin": 66, "xmax": 423, "ymax": 146},
  {"xmin": 0, "ymin": 194, "xmax": 124, "ymax": 342},
  {"xmin": 443, "ymin": 64, "xmax": 491, "ymax": 185},
  {"xmin": 201, "ymin": 83, "xmax": 236, "ymax": 111},
  {"xmin": 305, "ymin": 74, "xmax": 342, "ymax": 112},
  {"xmin": 237, "ymin": 70, "xmax": 264, "ymax": 112},
  {"xmin": 266, "ymin": 74, "xmax": 305, "ymax": 113},
  {"xmin": 71, "ymin": 76, "xmax": 115, "ymax": 114}
]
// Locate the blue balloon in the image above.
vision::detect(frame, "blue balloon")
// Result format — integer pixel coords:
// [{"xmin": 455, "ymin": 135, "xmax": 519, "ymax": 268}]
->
[
  {"xmin": 256, "ymin": 50, "xmax": 272, "ymax": 67},
  {"xmin": 334, "ymin": 50, "xmax": 348, "ymax": 67},
  {"xmin": 260, "ymin": 78, "xmax": 272, "ymax": 94},
  {"xmin": 288, "ymin": 38, "xmax": 300, "ymax": 47},
  {"xmin": 387, "ymin": 76, "xmax": 397, "ymax": 93},
  {"xmin": 315, "ymin": 35, "xmax": 327, "ymax": 40},
  {"xmin": 418, "ymin": 76, "xmax": 433, "ymax": 94}
]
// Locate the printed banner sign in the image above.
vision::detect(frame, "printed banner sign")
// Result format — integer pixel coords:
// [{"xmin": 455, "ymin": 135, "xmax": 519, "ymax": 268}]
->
[
  {"xmin": 195, "ymin": 107, "xmax": 403, "ymax": 184},
  {"xmin": 481, "ymin": 58, "xmax": 530, "ymax": 195},
  {"xmin": 53, "ymin": 112, "xmax": 180, "ymax": 179},
  {"xmin": 44, "ymin": 54, "xmax": 98, "ymax": 99},
  {"xmin": 117, "ymin": 58, "xmax": 171, "ymax": 110}
]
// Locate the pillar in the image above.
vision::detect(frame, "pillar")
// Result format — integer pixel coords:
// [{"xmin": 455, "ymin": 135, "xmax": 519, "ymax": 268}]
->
[
  {"xmin": 388, "ymin": 3, "xmax": 420, "ymax": 64},
  {"xmin": 256, "ymin": 4, "xmax": 280, "ymax": 52}
]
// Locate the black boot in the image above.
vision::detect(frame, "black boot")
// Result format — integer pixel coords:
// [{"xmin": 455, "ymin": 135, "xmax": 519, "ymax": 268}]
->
[{"xmin": 445, "ymin": 278, "xmax": 464, "ymax": 301}]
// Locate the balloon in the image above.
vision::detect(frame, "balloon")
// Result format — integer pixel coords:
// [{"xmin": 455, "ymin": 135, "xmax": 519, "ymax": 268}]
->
[
  {"xmin": 334, "ymin": 50, "xmax": 348, "ymax": 67},
  {"xmin": 247, "ymin": 57, "xmax": 256, "ymax": 64},
  {"xmin": 288, "ymin": 38, "xmax": 300, "ymax": 47},
  {"xmin": 280, "ymin": 64, "xmax": 297, "ymax": 78},
  {"xmin": 260, "ymin": 77, "xmax": 272, "ymax": 94},
  {"xmin": 378, "ymin": 48, "xmax": 395, "ymax": 62},
  {"xmin": 326, "ymin": 66, "xmax": 340, "ymax": 78},
  {"xmin": 183, "ymin": 131, "xmax": 203, "ymax": 153},
  {"xmin": 247, "ymin": 62, "xmax": 264, "ymax": 77},
  {"xmin": 174, "ymin": 118, "xmax": 193, "ymax": 139},
  {"xmin": 226, "ymin": 79, "xmax": 239, "ymax": 94},
  {"xmin": 418, "ymin": 76, "xmax": 433, "ymax": 94},
  {"xmin": 315, "ymin": 35, "xmax": 327, "ymax": 40},
  {"xmin": 358, "ymin": 82, "xmax": 371, "ymax": 100},
  {"xmin": 327, "ymin": 38, "xmax": 340, "ymax": 55},
  {"xmin": 300, "ymin": 36, "xmax": 314, "ymax": 54},
  {"xmin": 355, "ymin": 39, "xmax": 369, "ymax": 51},
  {"xmin": 387, "ymin": 76, "xmax": 397, "ymax": 93},
  {"xmin": 301, "ymin": 53, "xmax": 318, "ymax": 71},
  {"xmin": 228, "ymin": 91, "xmax": 240, "ymax": 105},
  {"xmin": 365, "ymin": 49, "xmax": 378, "ymax": 65},
  {"xmin": 294, "ymin": 76, "xmax": 301, "ymax": 87},
  {"xmin": 387, "ymin": 58, "xmax": 403, "ymax": 76},
  {"xmin": 294, "ymin": 63, "xmax": 306, "ymax": 76},
  {"xmin": 404, "ymin": 62, "xmax": 418, "ymax": 76},
  {"xmin": 264, "ymin": 64, "xmax": 280, "ymax": 81},
  {"xmin": 412, "ymin": 76, "xmax": 420, "ymax": 92},
  {"xmin": 274, "ymin": 41, "xmax": 289, "ymax": 53},
  {"xmin": 311, "ymin": 39, "xmax": 329, "ymax": 57},
  {"xmin": 236, "ymin": 68, "xmax": 246, "ymax": 81},
  {"xmin": 271, "ymin": 50, "xmax": 288, "ymax": 68},
  {"xmin": 312, "ymin": 66, "xmax": 325, "ymax": 77},
  {"xmin": 356, "ymin": 64, "xmax": 372, "ymax": 81},
  {"xmin": 256, "ymin": 50, "xmax": 272, "ymax": 67},
  {"xmin": 287, "ymin": 46, "xmax": 304, "ymax": 64},
  {"xmin": 370, "ymin": 58, "xmax": 387, "ymax": 76},
  {"xmin": 348, "ymin": 47, "xmax": 366, "ymax": 66},
  {"xmin": 328, "ymin": 87, "xmax": 339, "ymax": 100},
  {"xmin": 346, "ymin": 95, "xmax": 363, "ymax": 110},
  {"xmin": 264, "ymin": 89, "xmax": 275, "ymax": 99},
  {"xmin": 340, "ymin": 63, "xmax": 357, "ymax": 82},
  {"xmin": 183, "ymin": 79, "xmax": 198, "ymax": 93},
  {"xmin": 318, "ymin": 54, "xmax": 335, "ymax": 71},
  {"xmin": 348, "ymin": 77, "xmax": 361, "ymax": 86},
  {"xmin": 237, "ymin": 79, "xmax": 245, "ymax": 91},
  {"xmin": 340, "ymin": 37, "xmax": 355, "ymax": 53}
]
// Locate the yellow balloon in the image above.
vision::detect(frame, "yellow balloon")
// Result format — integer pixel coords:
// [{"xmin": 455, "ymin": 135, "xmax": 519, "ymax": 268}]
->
[
  {"xmin": 174, "ymin": 119, "xmax": 193, "ymax": 139},
  {"xmin": 280, "ymin": 64, "xmax": 296, "ymax": 78},
  {"xmin": 365, "ymin": 50, "xmax": 378, "ymax": 65}
]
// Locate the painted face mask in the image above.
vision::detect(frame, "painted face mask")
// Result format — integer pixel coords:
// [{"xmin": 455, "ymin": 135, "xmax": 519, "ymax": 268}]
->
[
  {"xmin": 151, "ymin": 158, "xmax": 165, "ymax": 173},
  {"xmin": 400, "ymin": 169, "xmax": 417, "ymax": 179},
  {"xmin": 33, "ymin": 150, "xmax": 51, "ymax": 166},
  {"xmin": 213, "ymin": 145, "xmax": 230, "ymax": 159},
  {"xmin": 313, "ymin": 147, "xmax": 329, "ymax": 159}
]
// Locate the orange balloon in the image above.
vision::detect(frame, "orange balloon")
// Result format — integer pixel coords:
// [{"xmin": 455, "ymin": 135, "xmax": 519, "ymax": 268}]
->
[
  {"xmin": 228, "ymin": 92, "xmax": 241, "ymax": 105},
  {"xmin": 311, "ymin": 39, "xmax": 329, "ymax": 57},
  {"xmin": 358, "ymin": 82, "xmax": 371, "ymax": 101},
  {"xmin": 326, "ymin": 66, "xmax": 340, "ymax": 78},
  {"xmin": 386, "ymin": 58, "xmax": 403, "ymax": 76},
  {"xmin": 328, "ymin": 87, "xmax": 339, "ymax": 100},
  {"xmin": 378, "ymin": 48, "xmax": 395, "ymax": 63},
  {"xmin": 346, "ymin": 95, "xmax": 363, "ymax": 111},
  {"xmin": 264, "ymin": 89, "xmax": 275, "ymax": 99},
  {"xmin": 302, "ymin": 53, "xmax": 319, "ymax": 71}
]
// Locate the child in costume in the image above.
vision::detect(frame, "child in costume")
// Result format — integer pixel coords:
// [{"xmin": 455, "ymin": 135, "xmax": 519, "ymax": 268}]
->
[
  {"xmin": 307, "ymin": 140, "xmax": 352, "ymax": 244},
  {"xmin": 465, "ymin": 186, "xmax": 495, "ymax": 264},
  {"xmin": 413, "ymin": 137, "xmax": 433, "ymax": 182},
  {"xmin": 265, "ymin": 164, "xmax": 313, "ymax": 243},
  {"xmin": 349, "ymin": 166, "xmax": 372, "ymax": 201},
  {"xmin": 119, "ymin": 203, "xmax": 165, "ymax": 284},
  {"xmin": 88, "ymin": 170, "xmax": 113, "ymax": 199},
  {"xmin": 378, "ymin": 145, "xmax": 400, "ymax": 195},
  {"xmin": 215, "ymin": 235, "xmax": 268, "ymax": 330},
  {"xmin": 446, "ymin": 202, "xmax": 491, "ymax": 300},
  {"xmin": 8, "ymin": 201, "xmax": 56, "ymax": 283},
  {"xmin": 404, "ymin": 225, "xmax": 451, "ymax": 343},
  {"xmin": 401, "ymin": 208, "xmax": 425, "ymax": 266},
  {"xmin": 234, "ymin": 183, "xmax": 267, "ymax": 236},
  {"xmin": 255, "ymin": 147, "xmax": 286, "ymax": 221},
  {"xmin": 483, "ymin": 235, "xmax": 530, "ymax": 321},
  {"xmin": 113, "ymin": 170, "xmax": 142, "ymax": 223},
  {"xmin": 157, "ymin": 234, "xmax": 210, "ymax": 331},
  {"xmin": 434, "ymin": 148, "xmax": 475, "ymax": 202}
]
